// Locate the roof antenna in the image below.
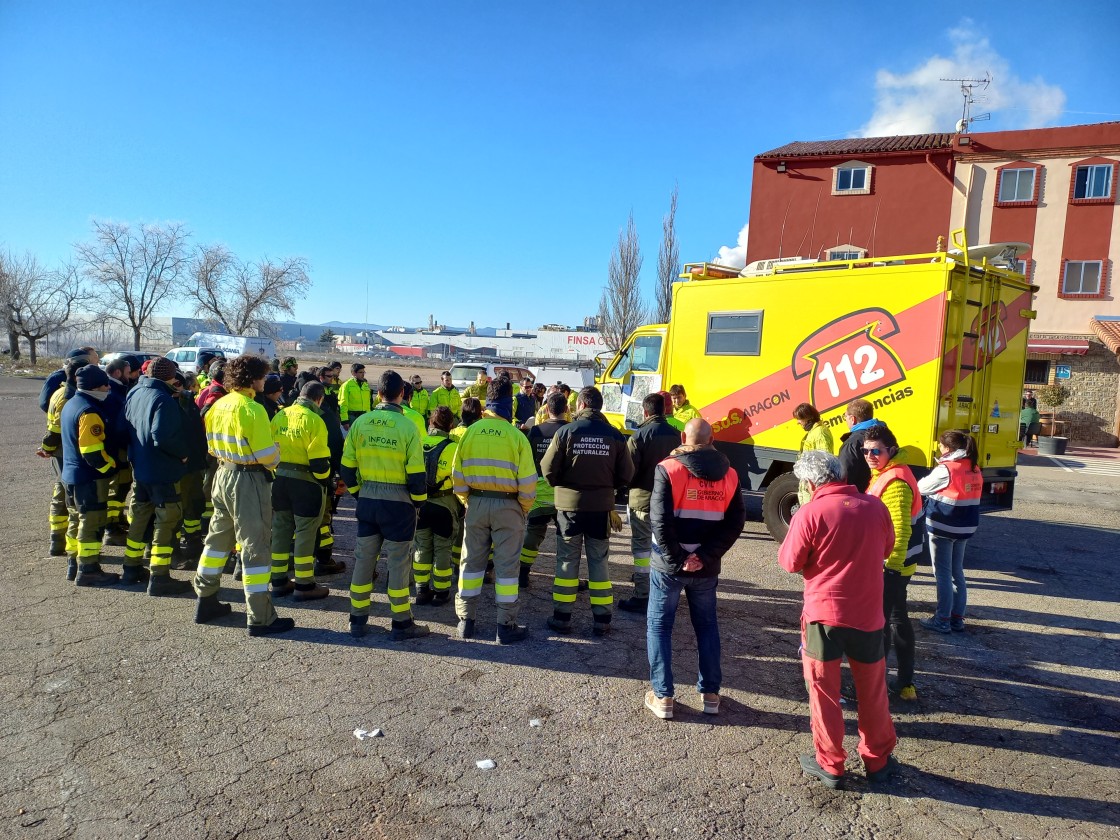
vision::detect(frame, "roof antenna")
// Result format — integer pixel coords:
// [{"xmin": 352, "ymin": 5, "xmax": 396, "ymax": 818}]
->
[{"xmin": 941, "ymin": 72, "xmax": 991, "ymax": 132}]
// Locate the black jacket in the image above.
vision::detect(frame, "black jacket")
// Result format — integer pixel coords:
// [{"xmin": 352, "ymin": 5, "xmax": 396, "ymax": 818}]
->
[
  {"xmin": 650, "ymin": 445, "xmax": 745, "ymax": 578},
  {"xmin": 541, "ymin": 409, "xmax": 635, "ymax": 512},
  {"xmin": 626, "ymin": 414, "xmax": 681, "ymax": 511},
  {"xmin": 528, "ymin": 418, "xmax": 567, "ymax": 474},
  {"xmin": 837, "ymin": 419, "xmax": 885, "ymax": 492},
  {"xmin": 178, "ymin": 391, "xmax": 210, "ymax": 472}
]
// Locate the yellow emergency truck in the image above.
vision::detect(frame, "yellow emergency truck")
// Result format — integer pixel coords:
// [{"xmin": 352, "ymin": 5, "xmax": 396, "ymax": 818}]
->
[{"xmin": 597, "ymin": 233, "xmax": 1036, "ymax": 541}]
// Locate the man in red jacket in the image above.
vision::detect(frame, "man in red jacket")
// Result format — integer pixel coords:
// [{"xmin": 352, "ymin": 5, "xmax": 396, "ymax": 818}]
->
[{"xmin": 778, "ymin": 449, "xmax": 899, "ymax": 790}]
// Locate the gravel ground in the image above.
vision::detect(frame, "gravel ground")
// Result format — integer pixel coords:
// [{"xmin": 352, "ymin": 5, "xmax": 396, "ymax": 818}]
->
[{"xmin": 0, "ymin": 374, "xmax": 1116, "ymax": 840}]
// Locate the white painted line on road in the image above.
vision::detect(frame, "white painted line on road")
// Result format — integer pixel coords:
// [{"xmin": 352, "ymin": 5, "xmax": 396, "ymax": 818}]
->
[{"xmin": 1046, "ymin": 456, "xmax": 1120, "ymax": 476}]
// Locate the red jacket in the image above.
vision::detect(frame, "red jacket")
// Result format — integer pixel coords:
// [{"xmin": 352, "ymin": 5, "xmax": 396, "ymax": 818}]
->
[{"xmin": 778, "ymin": 482, "xmax": 895, "ymax": 632}]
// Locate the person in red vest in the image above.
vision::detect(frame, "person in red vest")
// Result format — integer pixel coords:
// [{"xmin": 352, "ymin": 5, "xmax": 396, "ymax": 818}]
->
[
  {"xmin": 644, "ymin": 418, "xmax": 745, "ymax": 720},
  {"xmin": 862, "ymin": 424, "xmax": 926, "ymax": 702},
  {"xmin": 918, "ymin": 429, "xmax": 982, "ymax": 633},
  {"xmin": 779, "ymin": 448, "xmax": 898, "ymax": 790}
]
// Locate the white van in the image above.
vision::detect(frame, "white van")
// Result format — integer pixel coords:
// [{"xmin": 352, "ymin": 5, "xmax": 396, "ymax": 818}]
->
[
  {"xmin": 449, "ymin": 362, "xmax": 535, "ymax": 392},
  {"xmin": 530, "ymin": 365, "xmax": 596, "ymax": 392},
  {"xmin": 166, "ymin": 347, "xmax": 225, "ymax": 376}
]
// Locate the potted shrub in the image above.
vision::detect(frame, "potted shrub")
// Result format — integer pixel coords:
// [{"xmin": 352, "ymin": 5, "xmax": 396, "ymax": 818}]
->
[{"xmin": 1035, "ymin": 383, "xmax": 1071, "ymax": 455}]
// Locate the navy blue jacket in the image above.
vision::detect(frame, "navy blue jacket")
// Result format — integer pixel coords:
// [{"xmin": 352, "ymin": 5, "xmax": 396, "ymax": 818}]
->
[
  {"xmin": 39, "ymin": 368, "xmax": 67, "ymax": 413},
  {"xmin": 124, "ymin": 377, "xmax": 188, "ymax": 485},
  {"xmin": 61, "ymin": 391, "xmax": 118, "ymax": 486}
]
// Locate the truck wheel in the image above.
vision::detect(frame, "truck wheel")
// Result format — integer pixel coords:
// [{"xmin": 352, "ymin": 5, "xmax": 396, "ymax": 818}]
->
[{"xmin": 762, "ymin": 472, "xmax": 801, "ymax": 543}]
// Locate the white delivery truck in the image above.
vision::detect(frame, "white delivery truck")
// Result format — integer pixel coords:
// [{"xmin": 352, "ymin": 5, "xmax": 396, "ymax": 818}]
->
[{"xmin": 185, "ymin": 332, "xmax": 275, "ymax": 360}]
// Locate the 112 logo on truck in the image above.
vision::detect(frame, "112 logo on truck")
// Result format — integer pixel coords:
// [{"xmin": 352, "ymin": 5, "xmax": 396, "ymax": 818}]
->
[{"xmin": 791, "ymin": 309, "xmax": 907, "ymax": 414}]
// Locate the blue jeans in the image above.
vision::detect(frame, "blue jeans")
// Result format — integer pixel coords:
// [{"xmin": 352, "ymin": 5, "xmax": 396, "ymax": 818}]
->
[
  {"xmin": 647, "ymin": 568, "xmax": 721, "ymax": 697},
  {"xmin": 929, "ymin": 534, "xmax": 968, "ymax": 625}
]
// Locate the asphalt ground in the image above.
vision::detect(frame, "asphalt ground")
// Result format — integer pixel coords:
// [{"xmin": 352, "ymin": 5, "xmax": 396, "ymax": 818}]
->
[{"xmin": 0, "ymin": 374, "xmax": 1117, "ymax": 840}]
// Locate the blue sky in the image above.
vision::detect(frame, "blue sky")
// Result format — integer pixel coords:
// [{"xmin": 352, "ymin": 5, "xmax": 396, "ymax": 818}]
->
[{"xmin": 2, "ymin": 1, "xmax": 1118, "ymax": 329}]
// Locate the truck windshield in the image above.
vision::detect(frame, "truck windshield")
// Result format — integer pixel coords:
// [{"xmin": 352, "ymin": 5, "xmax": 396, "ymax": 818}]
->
[{"xmin": 609, "ymin": 335, "xmax": 662, "ymax": 378}]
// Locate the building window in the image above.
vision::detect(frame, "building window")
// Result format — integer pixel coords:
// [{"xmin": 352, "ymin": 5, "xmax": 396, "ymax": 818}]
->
[
  {"xmin": 1073, "ymin": 164, "xmax": 1113, "ymax": 200},
  {"xmin": 832, "ymin": 162, "xmax": 872, "ymax": 196},
  {"xmin": 1061, "ymin": 260, "xmax": 1103, "ymax": 296},
  {"xmin": 1024, "ymin": 360, "xmax": 1050, "ymax": 386},
  {"xmin": 706, "ymin": 311, "xmax": 762, "ymax": 355},
  {"xmin": 998, "ymin": 168, "xmax": 1035, "ymax": 202},
  {"xmin": 827, "ymin": 246, "xmax": 866, "ymax": 261}
]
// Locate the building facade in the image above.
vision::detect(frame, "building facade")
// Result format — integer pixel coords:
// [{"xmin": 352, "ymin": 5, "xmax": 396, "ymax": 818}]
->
[{"xmin": 748, "ymin": 123, "xmax": 1120, "ymax": 445}]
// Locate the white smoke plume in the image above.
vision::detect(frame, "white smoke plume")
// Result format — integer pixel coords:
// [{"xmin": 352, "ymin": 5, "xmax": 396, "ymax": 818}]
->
[
  {"xmin": 714, "ymin": 223, "xmax": 749, "ymax": 268},
  {"xmin": 859, "ymin": 22, "xmax": 1066, "ymax": 136}
]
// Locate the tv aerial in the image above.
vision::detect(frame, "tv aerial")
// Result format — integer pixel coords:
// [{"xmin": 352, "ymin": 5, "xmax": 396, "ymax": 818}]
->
[{"xmin": 942, "ymin": 72, "xmax": 992, "ymax": 132}]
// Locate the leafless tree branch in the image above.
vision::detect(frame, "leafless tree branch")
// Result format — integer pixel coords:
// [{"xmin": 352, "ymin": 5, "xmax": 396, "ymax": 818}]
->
[
  {"xmin": 1, "ymin": 252, "xmax": 83, "ymax": 363},
  {"xmin": 599, "ymin": 212, "xmax": 648, "ymax": 353},
  {"xmin": 655, "ymin": 186, "xmax": 679, "ymax": 324},
  {"xmin": 188, "ymin": 246, "xmax": 311, "ymax": 337},
  {"xmin": 74, "ymin": 220, "xmax": 190, "ymax": 350}
]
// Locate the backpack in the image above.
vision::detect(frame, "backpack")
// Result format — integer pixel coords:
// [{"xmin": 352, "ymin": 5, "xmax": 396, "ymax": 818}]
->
[{"xmin": 424, "ymin": 438, "xmax": 454, "ymax": 492}]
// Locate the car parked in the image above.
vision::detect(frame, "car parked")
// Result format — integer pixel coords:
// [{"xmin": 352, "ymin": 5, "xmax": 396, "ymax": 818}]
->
[
  {"xmin": 99, "ymin": 351, "xmax": 165, "ymax": 371},
  {"xmin": 165, "ymin": 346, "xmax": 226, "ymax": 376}
]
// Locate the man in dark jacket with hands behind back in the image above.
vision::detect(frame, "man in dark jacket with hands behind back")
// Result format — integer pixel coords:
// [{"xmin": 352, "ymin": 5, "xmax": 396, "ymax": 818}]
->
[{"xmin": 645, "ymin": 418, "xmax": 745, "ymax": 720}]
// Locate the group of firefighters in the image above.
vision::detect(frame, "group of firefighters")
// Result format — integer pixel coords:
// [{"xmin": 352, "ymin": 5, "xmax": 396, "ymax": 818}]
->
[{"xmin": 36, "ymin": 349, "xmax": 709, "ymax": 642}]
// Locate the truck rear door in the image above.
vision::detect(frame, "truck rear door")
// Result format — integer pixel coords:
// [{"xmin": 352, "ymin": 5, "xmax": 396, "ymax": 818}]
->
[{"xmin": 937, "ymin": 258, "xmax": 1036, "ymax": 508}]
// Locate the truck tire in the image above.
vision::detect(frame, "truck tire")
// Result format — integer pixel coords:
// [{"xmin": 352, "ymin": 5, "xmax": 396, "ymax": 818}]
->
[{"xmin": 762, "ymin": 471, "xmax": 800, "ymax": 543}]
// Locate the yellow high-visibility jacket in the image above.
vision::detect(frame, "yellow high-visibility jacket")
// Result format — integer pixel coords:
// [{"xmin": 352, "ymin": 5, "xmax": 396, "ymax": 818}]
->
[
  {"xmin": 452, "ymin": 412, "xmax": 537, "ymax": 514},
  {"xmin": 271, "ymin": 398, "xmax": 331, "ymax": 481},
  {"xmin": 205, "ymin": 388, "xmax": 280, "ymax": 469},
  {"xmin": 341, "ymin": 402, "xmax": 426, "ymax": 504},
  {"xmin": 338, "ymin": 378, "xmax": 372, "ymax": 423}
]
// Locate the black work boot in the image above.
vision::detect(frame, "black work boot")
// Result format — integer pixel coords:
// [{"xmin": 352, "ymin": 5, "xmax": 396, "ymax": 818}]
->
[
  {"xmin": 66, "ymin": 557, "xmax": 78, "ymax": 581},
  {"xmin": 800, "ymin": 754, "xmax": 843, "ymax": 790},
  {"xmin": 102, "ymin": 524, "xmax": 127, "ymax": 547},
  {"xmin": 414, "ymin": 585, "xmax": 435, "ymax": 606},
  {"xmin": 180, "ymin": 534, "xmax": 204, "ymax": 563},
  {"xmin": 293, "ymin": 583, "xmax": 329, "ymax": 602},
  {"xmin": 390, "ymin": 619, "xmax": 430, "ymax": 641},
  {"xmin": 194, "ymin": 594, "xmax": 232, "ymax": 624},
  {"xmin": 349, "ymin": 615, "xmax": 369, "ymax": 639},
  {"xmin": 148, "ymin": 573, "xmax": 193, "ymax": 597},
  {"xmin": 314, "ymin": 548, "xmax": 346, "ymax": 576},
  {"xmin": 456, "ymin": 618, "xmax": 476, "ymax": 639},
  {"xmin": 50, "ymin": 533, "xmax": 67, "ymax": 557},
  {"xmin": 431, "ymin": 588, "xmax": 451, "ymax": 605},
  {"xmin": 120, "ymin": 565, "xmax": 151, "ymax": 587},
  {"xmin": 518, "ymin": 564, "xmax": 532, "ymax": 588},
  {"xmin": 271, "ymin": 578, "xmax": 295, "ymax": 597},
  {"xmin": 546, "ymin": 611, "xmax": 572, "ymax": 635},
  {"xmin": 248, "ymin": 616, "xmax": 296, "ymax": 637},
  {"xmin": 592, "ymin": 616, "xmax": 612, "ymax": 637},
  {"xmin": 496, "ymin": 623, "xmax": 529, "ymax": 644},
  {"xmin": 75, "ymin": 564, "xmax": 121, "ymax": 587},
  {"xmin": 618, "ymin": 596, "xmax": 648, "ymax": 614}
]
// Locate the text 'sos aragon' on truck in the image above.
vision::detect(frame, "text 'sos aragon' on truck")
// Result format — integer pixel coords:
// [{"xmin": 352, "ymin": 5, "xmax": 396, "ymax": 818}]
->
[{"xmin": 596, "ymin": 230, "xmax": 1037, "ymax": 542}]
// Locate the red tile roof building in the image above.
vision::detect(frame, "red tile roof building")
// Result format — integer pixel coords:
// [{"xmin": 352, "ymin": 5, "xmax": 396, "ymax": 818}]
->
[{"xmin": 746, "ymin": 123, "xmax": 1120, "ymax": 445}]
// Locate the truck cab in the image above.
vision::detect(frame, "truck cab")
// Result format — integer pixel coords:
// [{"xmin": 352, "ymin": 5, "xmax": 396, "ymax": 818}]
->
[{"xmin": 597, "ymin": 326, "xmax": 668, "ymax": 432}]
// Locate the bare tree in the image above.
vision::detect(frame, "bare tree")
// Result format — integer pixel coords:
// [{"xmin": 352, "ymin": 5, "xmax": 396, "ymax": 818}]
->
[
  {"xmin": 598, "ymin": 212, "xmax": 648, "ymax": 353},
  {"xmin": 0, "ymin": 253, "xmax": 18, "ymax": 358},
  {"xmin": 75, "ymin": 220, "xmax": 190, "ymax": 350},
  {"xmin": 655, "ymin": 185, "xmax": 680, "ymax": 324},
  {"xmin": 188, "ymin": 245, "xmax": 311, "ymax": 336},
  {"xmin": 1, "ymin": 252, "xmax": 82, "ymax": 364}
]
